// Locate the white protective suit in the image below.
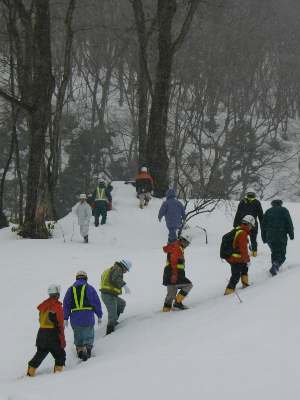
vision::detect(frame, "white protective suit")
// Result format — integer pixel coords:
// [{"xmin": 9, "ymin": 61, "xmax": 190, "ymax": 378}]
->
[{"xmin": 75, "ymin": 201, "xmax": 92, "ymax": 238}]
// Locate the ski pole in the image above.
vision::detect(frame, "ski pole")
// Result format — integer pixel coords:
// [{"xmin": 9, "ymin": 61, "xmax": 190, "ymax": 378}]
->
[
  {"xmin": 234, "ymin": 290, "xmax": 243, "ymax": 304},
  {"xmin": 57, "ymin": 221, "xmax": 66, "ymax": 243},
  {"xmin": 70, "ymin": 219, "xmax": 75, "ymax": 242}
]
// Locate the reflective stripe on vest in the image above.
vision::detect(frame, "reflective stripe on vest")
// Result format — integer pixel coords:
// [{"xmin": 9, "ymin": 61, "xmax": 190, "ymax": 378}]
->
[
  {"xmin": 166, "ymin": 246, "xmax": 185, "ymax": 270},
  {"xmin": 231, "ymin": 228, "xmax": 244, "ymax": 258},
  {"xmin": 96, "ymin": 187, "xmax": 108, "ymax": 202},
  {"xmin": 71, "ymin": 285, "xmax": 93, "ymax": 312},
  {"xmin": 39, "ymin": 310, "xmax": 55, "ymax": 329},
  {"xmin": 100, "ymin": 268, "xmax": 122, "ymax": 295}
]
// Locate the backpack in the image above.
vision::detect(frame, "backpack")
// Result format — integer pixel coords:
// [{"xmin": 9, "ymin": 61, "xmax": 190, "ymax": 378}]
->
[{"xmin": 220, "ymin": 228, "xmax": 241, "ymax": 259}]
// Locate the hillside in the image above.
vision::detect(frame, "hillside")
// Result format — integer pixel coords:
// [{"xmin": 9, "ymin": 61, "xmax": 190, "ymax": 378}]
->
[{"xmin": 0, "ymin": 182, "xmax": 299, "ymax": 400}]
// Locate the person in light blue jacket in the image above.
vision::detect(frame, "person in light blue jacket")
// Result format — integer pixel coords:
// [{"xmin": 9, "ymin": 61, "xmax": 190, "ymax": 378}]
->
[{"xmin": 158, "ymin": 189, "xmax": 186, "ymax": 243}]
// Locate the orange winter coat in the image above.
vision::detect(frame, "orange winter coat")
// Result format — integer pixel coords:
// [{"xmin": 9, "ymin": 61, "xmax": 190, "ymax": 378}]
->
[
  {"xmin": 162, "ymin": 240, "xmax": 191, "ymax": 285},
  {"xmin": 226, "ymin": 224, "xmax": 251, "ymax": 264},
  {"xmin": 38, "ymin": 297, "xmax": 66, "ymax": 348}
]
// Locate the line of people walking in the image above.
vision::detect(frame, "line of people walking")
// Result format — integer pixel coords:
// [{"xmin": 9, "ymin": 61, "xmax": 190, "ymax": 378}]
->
[{"xmin": 27, "ymin": 261, "xmax": 132, "ymax": 376}]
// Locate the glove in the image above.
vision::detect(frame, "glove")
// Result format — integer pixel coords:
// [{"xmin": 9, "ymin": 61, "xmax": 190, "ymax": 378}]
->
[
  {"xmin": 98, "ymin": 318, "xmax": 102, "ymax": 326},
  {"xmin": 123, "ymin": 284, "xmax": 131, "ymax": 294},
  {"xmin": 64, "ymin": 320, "xmax": 68, "ymax": 328}
]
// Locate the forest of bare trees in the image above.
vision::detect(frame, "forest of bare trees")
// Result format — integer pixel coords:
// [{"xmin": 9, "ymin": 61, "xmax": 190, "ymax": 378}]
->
[{"xmin": 1, "ymin": 0, "xmax": 300, "ymax": 237}]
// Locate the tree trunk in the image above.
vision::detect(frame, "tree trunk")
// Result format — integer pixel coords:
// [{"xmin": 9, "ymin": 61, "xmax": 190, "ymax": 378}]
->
[
  {"xmin": 146, "ymin": 0, "xmax": 176, "ymax": 197},
  {"xmin": 19, "ymin": 0, "xmax": 54, "ymax": 238}
]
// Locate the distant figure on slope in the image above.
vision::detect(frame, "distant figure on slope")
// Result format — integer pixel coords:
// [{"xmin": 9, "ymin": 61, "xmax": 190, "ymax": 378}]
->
[
  {"xmin": 223, "ymin": 215, "xmax": 255, "ymax": 295},
  {"xmin": 92, "ymin": 179, "xmax": 112, "ymax": 226},
  {"xmin": 158, "ymin": 188, "xmax": 186, "ymax": 243},
  {"xmin": 100, "ymin": 259, "xmax": 132, "ymax": 335},
  {"xmin": 162, "ymin": 232, "xmax": 193, "ymax": 311},
  {"xmin": 135, "ymin": 166, "xmax": 154, "ymax": 209},
  {"xmin": 99, "ymin": 173, "xmax": 114, "ymax": 211},
  {"xmin": 233, "ymin": 189, "xmax": 263, "ymax": 256},
  {"xmin": 74, "ymin": 194, "xmax": 92, "ymax": 243},
  {"xmin": 261, "ymin": 199, "xmax": 294, "ymax": 276},
  {"xmin": 63, "ymin": 271, "xmax": 103, "ymax": 361},
  {"xmin": 27, "ymin": 284, "xmax": 66, "ymax": 377}
]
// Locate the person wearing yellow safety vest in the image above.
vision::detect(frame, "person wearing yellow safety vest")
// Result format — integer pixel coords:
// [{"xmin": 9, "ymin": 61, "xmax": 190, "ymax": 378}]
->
[
  {"xmin": 100, "ymin": 259, "xmax": 132, "ymax": 335},
  {"xmin": 91, "ymin": 179, "xmax": 112, "ymax": 226},
  {"xmin": 63, "ymin": 271, "xmax": 103, "ymax": 361},
  {"xmin": 162, "ymin": 232, "xmax": 193, "ymax": 312},
  {"xmin": 27, "ymin": 284, "xmax": 66, "ymax": 377},
  {"xmin": 224, "ymin": 215, "xmax": 255, "ymax": 295}
]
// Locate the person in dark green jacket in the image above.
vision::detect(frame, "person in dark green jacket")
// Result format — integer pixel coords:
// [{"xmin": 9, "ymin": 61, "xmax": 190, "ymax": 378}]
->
[{"xmin": 261, "ymin": 199, "xmax": 294, "ymax": 276}]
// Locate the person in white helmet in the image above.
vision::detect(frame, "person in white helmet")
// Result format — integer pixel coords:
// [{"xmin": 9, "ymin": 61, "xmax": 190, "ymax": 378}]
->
[
  {"xmin": 27, "ymin": 284, "xmax": 66, "ymax": 377},
  {"xmin": 224, "ymin": 215, "xmax": 255, "ymax": 295},
  {"xmin": 100, "ymin": 259, "xmax": 132, "ymax": 334},
  {"xmin": 74, "ymin": 194, "xmax": 92, "ymax": 243},
  {"xmin": 135, "ymin": 166, "xmax": 154, "ymax": 209},
  {"xmin": 162, "ymin": 232, "xmax": 193, "ymax": 311}
]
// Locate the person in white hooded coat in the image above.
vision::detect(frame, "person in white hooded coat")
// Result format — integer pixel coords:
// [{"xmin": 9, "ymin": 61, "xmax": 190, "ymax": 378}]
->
[{"xmin": 75, "ymin": 194, "xmax": 92, "ymax": 243}]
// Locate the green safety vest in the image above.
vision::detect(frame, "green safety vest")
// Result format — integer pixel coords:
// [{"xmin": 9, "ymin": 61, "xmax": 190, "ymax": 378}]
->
[
  {"xmin": 71, "ymin": 285, "xmax": 93, "ymax": 312},
  {"xmin": 100, "ymin": 268, "xmax": 122, "ymax": 295},
  {"xmin": 96, "ymin": 187, "xmax": 108, "ymax": 202}
]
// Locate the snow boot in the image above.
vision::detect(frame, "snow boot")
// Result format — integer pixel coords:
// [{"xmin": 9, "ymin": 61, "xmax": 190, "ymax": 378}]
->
[
  {"xmin": 252, "ymin": 251, "xmax": 257, "ymax": 257},
  {"xmin": 84, "ymin": 235, "xmax": 88, "ymax": 243},
  {"xmin": 173, "ymin": 293, "xmax": 188, "ymax": 310},
  {"xmin": 27, "ymin": 366, "xmax": 36, "ymax": 377},
  {"xmin": 86, "ymin": 346, "xmax": 92, "ymax": 359},
  {"xmin": 270, "ymin": 261, "xmax": 279, "ymax": 276},
  {"xmin": 241, "ymin": 274, "xmax": 250, "ymax": 288},
  {"xmin": 224, "ymin": 287, "xmax": 235, "ymax": 295},
  {"xmin": 106, "ymin": 323, "xmax": 115, "ymax": 335},
  {"xmin": 77, "ymin": 346, "xmax": 88, "ymax": 361},
  {"xmin": 54, "ymin": 365, "xmax": 63, "ymax": 373},
  {"xmin": 162, "ymin": 302, "xmax": 172, "ymax": 312}
]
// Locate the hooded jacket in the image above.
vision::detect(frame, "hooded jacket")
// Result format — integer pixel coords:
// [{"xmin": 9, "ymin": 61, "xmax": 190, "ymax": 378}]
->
[
  {"xmin": 75, "ymin": 201, "xmax": 92, "ymax": 225},
  {"xmin": 37, "ymin": 297, "xmax": 66, "ymax": 348},
  {"xmin": 135, "ymin": 172, "xmax": 154, "ymax": 194},
  {"xmin": 226, "ymin": 224, "xmax": 251, "ymax": 264},
  {"xmin": 158, "ymin": 189, "xmax": 185, "ymax": 229},
  {"xmin": 261, "ymin": 202, "xmax": 294, "ymax": 243},
  {"xmin": 63, "ymin": 279, "xmax": 103, "ymax": 327},
  {"xmin": 162, "ymin": 240, "xmax": 191, "ymax": 286}
]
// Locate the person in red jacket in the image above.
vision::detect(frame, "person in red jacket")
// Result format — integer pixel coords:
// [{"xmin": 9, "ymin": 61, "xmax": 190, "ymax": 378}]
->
[
  {"xmin": 27, "ymin": 284, "xmax": 66, "ymax": 377},
  {"xmin": 224, "ymin": 215, "xmax": 255, "ymax": 295},
  {"xmin": 135, "ymin": 167, "xmax": 154, "ymax": 209},
  {"xmin": 162, "ymin": 232, "xmax": 193, "ymax": 311}
]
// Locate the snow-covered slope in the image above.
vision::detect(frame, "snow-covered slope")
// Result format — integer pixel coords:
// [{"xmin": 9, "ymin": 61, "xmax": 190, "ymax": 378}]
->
[{"xmin": 1, "ymin": 182, "xmax": 299, "ymax": 400}]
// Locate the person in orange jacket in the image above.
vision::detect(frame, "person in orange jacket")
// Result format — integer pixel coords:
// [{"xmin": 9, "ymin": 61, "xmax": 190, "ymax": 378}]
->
[
  {"xmin": 27, "ymin": 284, "xmax": 66, "ymax": 377},
  {"xmin": 162, "ymin": 232, "xmax": 193, "ymax": 311},
  {"xmin": 135, "ymin": 167, "xmax": 154, "ymax": 209},
  {"xmin": 224, "ymin": 215, "xmax": 255, "ymax": 295}
]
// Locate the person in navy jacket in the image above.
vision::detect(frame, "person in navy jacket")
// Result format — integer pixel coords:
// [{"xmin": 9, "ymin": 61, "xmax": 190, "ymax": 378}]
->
[{"xmin": 158, "ymin": 189, "xmax": 186, "ymax": 243}]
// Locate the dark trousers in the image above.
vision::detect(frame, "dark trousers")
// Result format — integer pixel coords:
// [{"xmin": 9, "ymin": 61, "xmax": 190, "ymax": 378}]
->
[
  {"xmin": 268, "ymin": 240, "xmax": 287, "ymax": 267},
  {"xmin": 249, "ymin": 225, "xmax": 258, "ymax": 251},
  {"xmin": 94, "ymin": 201, "xmax": 107, "ymax": 226},
  {"xmin": 28, "ymin": 329, "xmax": 65, "ymax": 368},
  {"xmin": 227, "ymin": 263, "xmax": 248, "ymax": 290}
]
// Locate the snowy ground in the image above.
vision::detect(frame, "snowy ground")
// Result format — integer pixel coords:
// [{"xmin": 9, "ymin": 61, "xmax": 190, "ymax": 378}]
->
[{"xmin": 1, "ymin": 182, "xmax": 299, "ymax": 400}]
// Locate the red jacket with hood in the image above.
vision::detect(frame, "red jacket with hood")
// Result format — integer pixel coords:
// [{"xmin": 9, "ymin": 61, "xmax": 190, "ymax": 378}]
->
[
  {"xmin": 38, "ymin": 297, "xmax": 66, "ymax": 348},
  {"xmin": 226, "ymin": 224, "xmax": 251, "ymax": 264}
]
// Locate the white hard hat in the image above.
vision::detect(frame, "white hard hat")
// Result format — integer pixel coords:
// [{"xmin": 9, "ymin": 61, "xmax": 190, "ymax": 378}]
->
[
  {"xmin": 76, "ymin": 270, "xmax": 88, "ymax": 279},
  {"xmin": 241, "ymin": 215, "xmax": 256, "ymax": 227},
  {"xmin": 48, "ymin": 284, "xmax": 61, "ymax": 296},
  {"xmin": 141, "ymin": 167, "xmax": 147, "ymax": 172},
  {"xmin": 79, "ymin": 193, "xmax": 87, "ymax": 199},
  {"xmin": 179, "ymin": 232, "xmax": 192, "ymax": 244},
  {"xmin": 119, "ymin": 259, "xmax": 132, "ymax": 271}
]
